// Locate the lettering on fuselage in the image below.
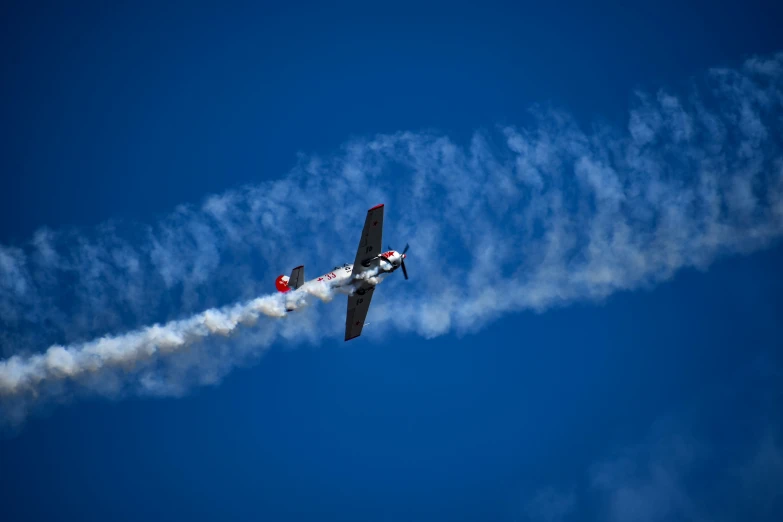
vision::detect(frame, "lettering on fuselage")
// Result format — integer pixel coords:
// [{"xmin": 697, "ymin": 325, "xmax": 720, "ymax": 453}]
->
[{"xmin": 315, "ymin": 265, "xmax": 353, "ymax": 283}]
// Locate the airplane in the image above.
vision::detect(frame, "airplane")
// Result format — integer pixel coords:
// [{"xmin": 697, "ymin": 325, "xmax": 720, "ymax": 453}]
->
[{"xmin": 274, "ymin": 204, "xmax": 409, "ymax": 341}]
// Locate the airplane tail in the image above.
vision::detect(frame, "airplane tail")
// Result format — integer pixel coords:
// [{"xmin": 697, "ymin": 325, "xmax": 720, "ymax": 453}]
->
[{"xmin": 275, "ymin": 265, "xmax": 304, "ymax": 293}]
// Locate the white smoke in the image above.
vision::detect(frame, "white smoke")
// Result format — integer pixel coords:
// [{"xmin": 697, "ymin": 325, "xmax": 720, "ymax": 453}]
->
[
  {"xmin": 353, "ymin": 265, "xmax": 389, "ymax": 286},
  {"xmin": 1, "ymin": 51, "xmax": 783, "ymax": 424},
  {"xmin": 0, "ymin": 284, "xmax": 338, "ymax": 425}
]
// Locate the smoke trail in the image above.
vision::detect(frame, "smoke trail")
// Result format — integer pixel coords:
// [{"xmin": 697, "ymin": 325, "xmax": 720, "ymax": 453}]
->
[
  {"xmin": 1, "ymin": 51, "xmax": 782, "ymax": 423},
  {"xmin": 0, "ymin": 284, "xmax": 338, "ymax": 424},
  {"xmin": 0, "ymin": 286, "xmax": 335, "ymax": 398}
]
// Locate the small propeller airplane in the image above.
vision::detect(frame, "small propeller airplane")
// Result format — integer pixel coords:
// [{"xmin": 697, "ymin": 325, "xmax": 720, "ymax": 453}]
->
[{"xmin": 274, "ymin": 204, "xmax": 409, "ymax": 341}]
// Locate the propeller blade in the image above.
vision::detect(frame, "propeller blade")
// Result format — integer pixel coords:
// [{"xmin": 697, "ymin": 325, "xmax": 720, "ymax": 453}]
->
[
  {"xmin": 401, "ymin": 260, "xmax": 409, "ymax": 280},
  {"xmin": 402, "ymin": 243, "xmax": 410, "ymax": 255}
]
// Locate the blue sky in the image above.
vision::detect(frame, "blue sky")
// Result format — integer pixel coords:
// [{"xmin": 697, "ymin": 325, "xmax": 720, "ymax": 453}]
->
[{"xmin": 1, "ymin": 2, "xmax": 783, "ymax": 521}]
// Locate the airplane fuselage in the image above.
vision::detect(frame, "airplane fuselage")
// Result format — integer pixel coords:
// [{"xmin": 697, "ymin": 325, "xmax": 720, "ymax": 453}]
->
[{"xmin": 276, "ymin": 250, "xmax": 406, "ymax": 296}]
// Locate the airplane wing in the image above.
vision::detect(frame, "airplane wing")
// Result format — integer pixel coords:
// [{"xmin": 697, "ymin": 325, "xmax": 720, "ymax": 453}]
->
[
  {"xmin": 288, "ymin": 265, "xmax": 305, "ymax": 290},
  {"xmin": 352, "ymin": 204, "xmax": 384, "ymax": 275},
  {"xmin": 345, "ymin": 286, "xmax": 375, "ymax": 341}
]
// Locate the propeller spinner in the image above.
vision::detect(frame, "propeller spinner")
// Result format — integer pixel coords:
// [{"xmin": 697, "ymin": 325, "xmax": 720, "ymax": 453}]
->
[{"xmin": 387, "ymin": 243, "xmax": 409, "ymax": 280}]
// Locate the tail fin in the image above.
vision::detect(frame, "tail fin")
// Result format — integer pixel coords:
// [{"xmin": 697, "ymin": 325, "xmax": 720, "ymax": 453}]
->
[
  {"xmin": 275, "ymin": 266, "xmax": 305, "ymax": 293},
  {"xmin": 288, "ymin": 265, "xmax": 305, "ymax": 290}
]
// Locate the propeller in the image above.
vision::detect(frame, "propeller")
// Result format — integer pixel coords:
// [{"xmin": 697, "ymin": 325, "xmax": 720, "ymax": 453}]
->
[
  {"xmin": 399, "ymin": 243, "xmax": 410, "ymax": 280},
  {"xmin": 387, "ymin": 243, "xmax": 410, "ymax": 279}
]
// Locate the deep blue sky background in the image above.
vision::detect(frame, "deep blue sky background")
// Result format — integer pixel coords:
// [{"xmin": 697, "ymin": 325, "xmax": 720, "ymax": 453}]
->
[{"xmin": 1, "ymin": 2, "xmax": 782, "ymax": 521}]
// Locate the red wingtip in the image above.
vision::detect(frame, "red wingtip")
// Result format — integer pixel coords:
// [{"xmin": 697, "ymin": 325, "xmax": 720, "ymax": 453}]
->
[{"xmin": 369, "ymin": 203, "xmax": 384, "ymax": 210}]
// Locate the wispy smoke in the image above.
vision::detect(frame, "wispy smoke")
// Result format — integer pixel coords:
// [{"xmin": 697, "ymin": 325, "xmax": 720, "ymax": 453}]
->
[
  {"xmin": 0, "ymin": 286, "xmax": 334, "ymax": 398},
  {"xmin": 1, "ymin": 52, "xmax": 782, "ymax": 423}
]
